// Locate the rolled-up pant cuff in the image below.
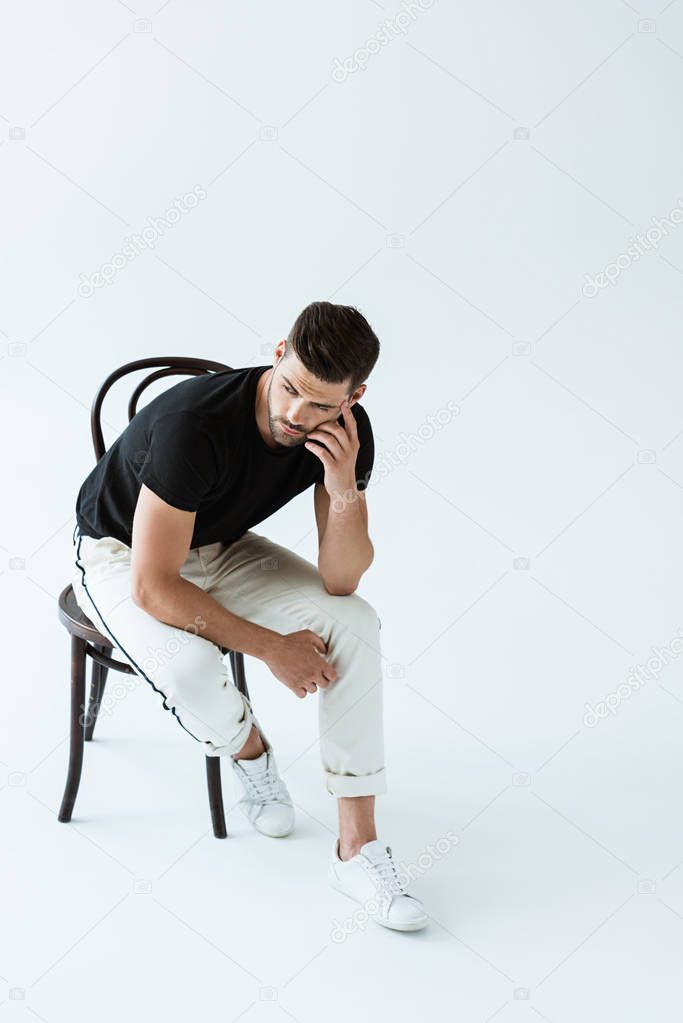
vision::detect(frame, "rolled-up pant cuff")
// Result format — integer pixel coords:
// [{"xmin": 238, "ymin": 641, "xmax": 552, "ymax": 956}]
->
[
  {"xmin": 203, "ymin": 691, "xmax": 255, "ymax": 758},
  {"xmin": 324, "ymin": 767, "xmax": 387, "ymax": 797}
]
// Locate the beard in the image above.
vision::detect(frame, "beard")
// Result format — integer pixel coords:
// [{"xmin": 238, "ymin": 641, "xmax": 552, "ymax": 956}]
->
[
  {"xmin": 273, "ymin": 417, "xmax": 307, "ymax": 445},
  {"xmin": 266, "ymin": 385, "xmax": 308, "ymax": 446}
]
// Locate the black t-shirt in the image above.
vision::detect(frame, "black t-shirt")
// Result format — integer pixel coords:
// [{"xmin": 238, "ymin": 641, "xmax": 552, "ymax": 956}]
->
[{"xmin": 75, "ymin": 364, "xmax": 375, "ymax": 549}]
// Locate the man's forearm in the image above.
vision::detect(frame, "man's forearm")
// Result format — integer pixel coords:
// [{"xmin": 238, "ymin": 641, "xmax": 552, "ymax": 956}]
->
[
  {"xmin": 134, "ymin": 575, "xmax": 280, "ymax": 660},
  {"xmin": 318, "ymin": 488, "xmax": 373, "ymax": 595}
]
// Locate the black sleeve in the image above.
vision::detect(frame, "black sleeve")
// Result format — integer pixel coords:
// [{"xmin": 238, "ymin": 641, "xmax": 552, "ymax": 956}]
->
[
  {"xmin": 353, "ymin": 404, "xmax": 374, "ymax": 492},
  {"xmin": 135, "ymin": 411, "xmax": 220, "ymax": 511}
]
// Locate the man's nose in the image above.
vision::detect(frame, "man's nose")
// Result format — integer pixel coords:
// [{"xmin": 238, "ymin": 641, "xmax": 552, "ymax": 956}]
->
[{"xmin": 286, "ymin": 402, "xmax": 307, "ymax": 427}]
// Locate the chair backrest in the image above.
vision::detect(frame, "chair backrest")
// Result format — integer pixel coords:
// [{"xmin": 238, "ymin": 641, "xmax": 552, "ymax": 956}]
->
[{"xmin": 90, "ymin": 356, "xmax": 232, "ymax": 460}]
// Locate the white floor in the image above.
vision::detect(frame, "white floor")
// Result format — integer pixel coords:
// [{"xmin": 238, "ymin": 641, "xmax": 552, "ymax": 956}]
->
[
  {"xmin": 4, "ymin": 611, "xmax": 683, "ymax": 1022},
  {"xmin": 4, "ymin": 0, "xmax": 683, "ymax": 1018}
]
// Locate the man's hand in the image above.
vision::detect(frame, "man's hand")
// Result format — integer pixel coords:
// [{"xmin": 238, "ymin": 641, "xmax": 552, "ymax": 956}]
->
[
  {"xmin": 304, "ymin": 399, "xmax": 359, "ymax": 496},
  {"xmin": 262, "ymin": 630, "xmax": 338, "ymax": 698},
  {"xmin": 308, "ymin": 398, "xmax": 373, "ymax": 595}
]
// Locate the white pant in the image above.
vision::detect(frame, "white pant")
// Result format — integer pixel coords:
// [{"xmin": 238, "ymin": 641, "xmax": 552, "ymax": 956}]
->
[{"xmin": 71, "ymin": 526, "xmax": 386, "ymax": 797}]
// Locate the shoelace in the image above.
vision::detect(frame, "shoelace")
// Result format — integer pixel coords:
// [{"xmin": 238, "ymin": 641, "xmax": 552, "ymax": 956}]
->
[
  {"xmin": 239, "ymin": 759, "xmax": 286, "ymax": 805},
  {"xmin": 362, "ymin": 846, "xmax": 407, "ymax": 898}
]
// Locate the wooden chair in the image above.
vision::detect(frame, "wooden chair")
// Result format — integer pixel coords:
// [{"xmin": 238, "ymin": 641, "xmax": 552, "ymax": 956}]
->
[{"xmin": 57, "ymin": 357, "xmax": 251, "ymax": 839}]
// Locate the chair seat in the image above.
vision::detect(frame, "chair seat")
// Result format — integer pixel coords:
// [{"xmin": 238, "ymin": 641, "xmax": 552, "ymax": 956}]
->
[
  {"xmin": 58, "ymin": 584, "xmax": 112, "ymax": 645},
  {"xmin": 59, "ymin": 583, "xmax": 233, "ymax": 660}
]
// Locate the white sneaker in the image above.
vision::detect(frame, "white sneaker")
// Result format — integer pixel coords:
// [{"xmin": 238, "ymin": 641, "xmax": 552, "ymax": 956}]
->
[
  {"xmin": 230, "ymin": 723, "xmax": 294, "ymax": 838},
  {"xmin": 328, "ymin": 837, "xmax": 428, "ymax": 932}
]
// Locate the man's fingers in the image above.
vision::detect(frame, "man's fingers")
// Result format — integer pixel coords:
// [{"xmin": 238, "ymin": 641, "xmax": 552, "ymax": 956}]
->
[
  {"xmin": 309, "ymin": 633, "xmax": 327, "ymax": 653},
  {"xmin": 314, "ymin": 652, "xmax": 337, "ymax": 682},
  {"xmin": 311, "ymin": 635, "xmax": 337, "ymax": 679}
]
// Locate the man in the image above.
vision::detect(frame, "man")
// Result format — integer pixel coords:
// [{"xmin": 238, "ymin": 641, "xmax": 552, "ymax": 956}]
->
[{"xmin": 71, "ymin": 301, "xmax": 427, "ymax": 933}]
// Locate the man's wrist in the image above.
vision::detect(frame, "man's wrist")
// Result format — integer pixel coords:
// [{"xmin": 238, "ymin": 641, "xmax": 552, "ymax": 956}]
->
[
  {"xmin": 247, "ymin": 626, "xmax": 282, "ymax": 661},
  {"xmin": 327, "ymin": 477, "xmax": 359, "ymax": 505}
]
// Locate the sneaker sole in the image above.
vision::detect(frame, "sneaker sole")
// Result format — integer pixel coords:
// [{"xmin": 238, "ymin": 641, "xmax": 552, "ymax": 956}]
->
[
  {"xmin": 238, "ymin": 805, "xmax": 295, "ymax": 838},
  {"xmin": 254, "ymin": 823, "xmax": 294, "ymax": 838}
]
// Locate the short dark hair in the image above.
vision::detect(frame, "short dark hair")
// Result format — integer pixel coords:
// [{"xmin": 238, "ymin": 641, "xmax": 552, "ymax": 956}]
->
[{"xmin": 285, "ymin": 301, "xmax": 380, "ymax": 394}]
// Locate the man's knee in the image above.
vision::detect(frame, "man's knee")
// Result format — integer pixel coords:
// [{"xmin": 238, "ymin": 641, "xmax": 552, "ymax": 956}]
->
[{"xmin": 318, "ymin": 591, "xmax": 380, "ymax": 641}]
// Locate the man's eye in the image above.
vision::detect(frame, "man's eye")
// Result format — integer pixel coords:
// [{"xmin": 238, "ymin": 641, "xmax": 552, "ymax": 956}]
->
[{"xmin": 283, "ymin": 382, "xmax": 330, "ymax": 410}]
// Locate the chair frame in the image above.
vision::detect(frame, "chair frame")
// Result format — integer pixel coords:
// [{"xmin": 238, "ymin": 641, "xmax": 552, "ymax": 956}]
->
[{"xmin": 58, "ymin": 357, "xmax": 250, "ymax": 838}]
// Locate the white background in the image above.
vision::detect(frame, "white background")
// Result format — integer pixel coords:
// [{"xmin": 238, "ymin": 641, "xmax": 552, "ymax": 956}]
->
[{"xmin": 2, "ymin": 1, "xmax": 683, "ymax": 1020}]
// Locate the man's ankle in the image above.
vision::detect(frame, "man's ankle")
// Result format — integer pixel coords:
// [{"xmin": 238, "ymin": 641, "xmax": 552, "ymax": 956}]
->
[
  {"xmin": 338, "ymin": 834, "xmax": 377, "ymax": 861},
  {"xmin": 232, "ymin": 725, "xmax": 266, "ymax": 761}
]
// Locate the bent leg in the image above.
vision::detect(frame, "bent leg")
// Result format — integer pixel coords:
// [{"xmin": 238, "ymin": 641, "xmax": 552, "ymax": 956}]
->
[
  {"xmin": 203, "ymin": 532, "xmax": 387, "ymax": 796},
  {"xmin": 71, "ymin": 531, "xmax": 254, "ymax": 757}
]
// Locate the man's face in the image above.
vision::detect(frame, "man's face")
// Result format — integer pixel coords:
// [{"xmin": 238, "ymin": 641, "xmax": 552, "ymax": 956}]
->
[{"xmin": 265, "ymin": 351, "xmax": 360, "ymax": 448}]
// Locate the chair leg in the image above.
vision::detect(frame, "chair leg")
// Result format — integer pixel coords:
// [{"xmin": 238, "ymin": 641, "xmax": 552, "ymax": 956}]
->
[
  {"xmin": 206, "ymin": 756, "xmax": 227, "ymax": 838},
  {"xmin": 206, "ymin": 648, "xmax": 249, "ymax": 839},
  {"xmin": 84, "ymin": 643, "xmax": 109, "ymax": 742},
  {"xmin": 229, "ymin": 650, "xmax": 250, "ymax": 701},
  {"xmin": 58, "ymin": 634, "xmax": 87, "ymax": 823}
]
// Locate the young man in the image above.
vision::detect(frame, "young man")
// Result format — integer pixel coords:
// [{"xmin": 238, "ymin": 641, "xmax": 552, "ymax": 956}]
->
[{"xmin": 71, "ymin": 301, "xmax": 427, "ymax": 933}]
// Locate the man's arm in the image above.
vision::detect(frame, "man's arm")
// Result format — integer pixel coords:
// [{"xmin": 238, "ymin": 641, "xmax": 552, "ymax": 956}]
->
[
  {"xmin": 130, "ymin": 483, "xmax": 280, "ymax": 659},
  {"xmin": 313, "ymin": 481, "xmax": 374, "ymax": 595}
]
